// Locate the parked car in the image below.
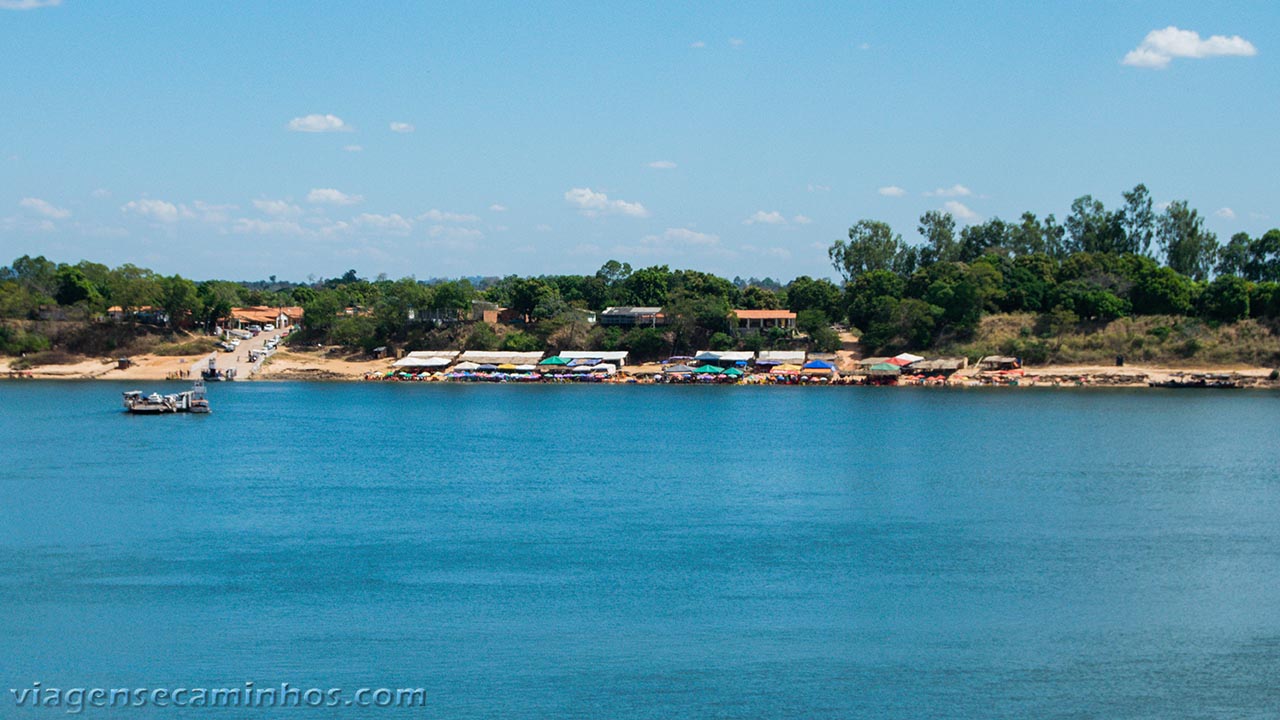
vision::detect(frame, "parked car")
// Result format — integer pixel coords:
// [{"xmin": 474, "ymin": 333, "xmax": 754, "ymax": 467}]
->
[{"xmin": 264, "ymin": 324, "xmax": 275, "ymax": 332}]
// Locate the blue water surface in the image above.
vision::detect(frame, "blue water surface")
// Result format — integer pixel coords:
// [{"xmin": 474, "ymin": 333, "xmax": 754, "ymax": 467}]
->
[{"xmin": 2, "ymin": 382, "xmax": 1279, "ymax": 718}]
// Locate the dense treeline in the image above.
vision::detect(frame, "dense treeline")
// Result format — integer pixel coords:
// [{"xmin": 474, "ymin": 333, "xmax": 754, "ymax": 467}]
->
[
  {"xmin": 2, "ymin": 183, "xmax": 1278, "ymax": 361},
  {"xmin": 830, "ymin": 184, "xmax": 1280, "ymax": 353}
]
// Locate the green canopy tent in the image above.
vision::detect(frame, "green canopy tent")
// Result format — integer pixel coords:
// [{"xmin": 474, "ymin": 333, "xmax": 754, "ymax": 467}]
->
[
  {"xmin": 693, "ymin": 364, "xmax": 723, "ymax": 374},
  {"xmin": 538, "ymin": 356, "xmax": 569, "ymax": 365},
  {"xmin": 722, "ymin": 367, "xmax": 744, "ymax": 377}
]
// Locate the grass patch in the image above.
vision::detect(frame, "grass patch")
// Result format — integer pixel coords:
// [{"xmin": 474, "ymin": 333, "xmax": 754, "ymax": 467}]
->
[{"xmin": 153, "ymin": 338, "xmax": 220, "ymax": 356}]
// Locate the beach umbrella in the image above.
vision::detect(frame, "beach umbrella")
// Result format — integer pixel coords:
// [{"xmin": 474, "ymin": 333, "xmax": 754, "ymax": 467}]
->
[
  {"xmin": 693, "ymin": 364, "xmax": 723, "ymax": 374},
  {"xmin": 514, "ymin": 364, "xmax": 537, "ymax": 372},
  {"xmin": 571, "ymin": 365, "xmax": 593, "ymax": 373},
  {"xmin": 665, "ymin": 363, "xmax": 695, "ymax": 373},
  {"xmin": 868, "ymin": 362, "xmax": 901, "ymax": 375},
  {"xmin": 539, "ymin": 356, "xmax": 568, "ymax": 365},
  {"xmin": 772, "ymin": 363, "xmax": 801, "ymax": 374},
  {"xmin": 476, "ymin": 363, "xmax": 499, "ymax": 372},
  {"xmin": 723, "ymin": 367, "xmax": 744, "ymax": 377},
  {"xmin": 497, "ymin": 363, "xmax": 518, "ymax": 371},
  {"xmin": 893, "ymin": 352, "xmax": 925, "ymax": 363},
  {"xmin": 803, "ymin": 359, "xmax": 836, "ymax": 370},
  {"xmin": 591, "ymin": 363, "xmax": 616, "ymax": 374}
]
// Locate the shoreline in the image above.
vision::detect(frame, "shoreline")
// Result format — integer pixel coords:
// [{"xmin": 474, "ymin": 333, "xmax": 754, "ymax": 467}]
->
[{"xmin": 2, "ymin": 350, "xmax": 1276, "ymax": 389}]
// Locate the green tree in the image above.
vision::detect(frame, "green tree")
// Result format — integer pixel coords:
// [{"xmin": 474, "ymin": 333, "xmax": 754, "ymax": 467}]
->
[
  {"xmin": 1065, "ymin": 195, "xmax": 1124, "ymax": 254},
  {"xmin": 55, "ymin": 265, "xmax": 101, "ymax": 307},
  {"xmin": 1199, "ymin": 275, "xmax": 1250, "ymax": 322},
  {"xmin": 784, "ymin": 276, "xmax": 843, "ymax": 320},
  {"xmin": 829, "ymin": 220, "xmax": 904, "ymax": 282},
  {"xmin": 159, "ymin": 275, "xmax": 201, "ymax": 328},
  {"xmin": 465, "ymin": 322, "xmax": 500, "ymax": 350},
  {"xmin": 1120, "ymin": 183, "xmax": 1155, "ymax": 255},
  {"xmin": 1158, "ymin": 201, "xmax": 1218, "ymax": 281},
  {"xmin": 917, "ymin": 210, "xmax": 958, "ymax": 264}
]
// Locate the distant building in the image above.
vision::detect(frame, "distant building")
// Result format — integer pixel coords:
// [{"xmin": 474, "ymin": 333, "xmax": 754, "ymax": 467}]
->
[
  {"xmin": 732, "ymin": 309, "xmax": 796, "ymax": 335},
  {"xmin": 599, "ymin": 307, "xmax": 666, "ymax": 328},
  {"xmin": 229, "ymin": 306, "xmax": 304, "ymax": 329}
]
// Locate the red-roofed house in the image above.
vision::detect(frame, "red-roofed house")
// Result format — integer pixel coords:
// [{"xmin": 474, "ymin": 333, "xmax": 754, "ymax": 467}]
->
[{"xmin": 732, "ymin": 309, "xmax": 796, "ymax": 335}]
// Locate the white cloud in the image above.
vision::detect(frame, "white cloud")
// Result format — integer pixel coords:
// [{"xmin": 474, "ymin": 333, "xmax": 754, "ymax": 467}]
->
[
  {"xmin": 232, "ymin": 218, "xmax": 307, "ymax": 236},
  {"xmin": 1123, "ymin": 26, "xmax": 1257, "ymax": 69},
  {"xmin": 878, "ymin": 185, "xmax": 907, "ymax": 197},
  {"xmin": 0, "ymin": 0, "xmax": 62, "ymax": 8},
  {"xmin": 690, "ymin": 41, "xmax": 706, "ymax": 49},
  {"xmin": 90, "ymin": 188, "xmax": 112, "ymax": 199},
  {"xmin": 943, "ymin": 200, "xmax": 979, "ymax": 221},
  {"xmin": 925, "ymin": 184, "xmax": 972, "ymax": 197},
  {"xmin": 307, "ymin": 188, "xmax": 363, "ymax": 205},
  {"xmin": 858, "ymin": 42, "xmax": 871, "ymax": 51},
  {"xmin": 389, "ymin": 121, "xmax": 415, "ymax": 133},
  {"xmin": 729, "ymin": 38, "xmax": 744, "ymax": 47},
  {"xmin": 647, "ymin": 160, "xmax": 677, "ymax": 169},
  {"xmin": 1214, "ymin": 207, "xmax": 1236, "ymax": 220},
  {"xmin": 642, "ymin": 227, "xmax": 720, "ymax": 247},
  {"xmin": 743, "ymin": 210, "xmax": 787, "ymax": 225},
  {"xmin": 807, "ymin": 184, "xmax": 831, "ymax": 193},
  {"xmin": 353, "ymin": 213, "xmax": 413, "ymax": 234},
  {"xmin": 535, "ymin": 224, "xmax": 552, "ymax": 232},
  {"xmin": 121, "ymin": 198, "xmax": 186, "ymax": 223},
  {"xmin": 19, "ymin": 197, "xmax": 70, "ymax": 219},
  {"xmin": 343, "ymin": 144, "xmax": 363, "ymax": 152},
  {"xmin": 190, "ymin": 200, "xmax": 236, "ymax": 223},
  {"xmin": 287, "ymin": 114, "xmax": 351, "ymax": 133},
  {"xmin": 564, "ymin": 187, "xmax": 649, "ymax": 218},
  {"xmin": 418, "ymin": 209, "xmax": 478, "ymax": 223},
  {"xmin": 792, "ymin": 215, "xmax": 812, "ymax": 225},
  {"xmin": 253, "ymin": 199, "xmax": 302, "ymax": 218},
  {"xmin": 489, "ymin": 204, "xmax": 508, "ymax": 212}
]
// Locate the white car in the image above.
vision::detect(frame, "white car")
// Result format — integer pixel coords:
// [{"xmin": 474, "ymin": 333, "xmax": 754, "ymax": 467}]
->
[{"xmin": 264, "ymin": 323, "xmax": 275, "ymax": 332}]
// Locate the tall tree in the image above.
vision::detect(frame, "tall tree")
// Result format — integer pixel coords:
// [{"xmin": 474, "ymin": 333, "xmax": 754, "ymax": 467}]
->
[
  {"xmin": 917, "ymin": 211, "xmax": 958, "ymax": 265},
  {"xmin": 829, "ymin": 220, "xmax": 904, "ymax": 283},
  {"xmin": 1157, "ymin": 201, "xmax": 1218, "ymax": 281},
  {"xmin": 1120, "ymin": 183, "xmax": 1155, "ymax": 256},
  {"xmin": 1065, "ymin": 195, "xmax": 1124, "ymax": 255}
]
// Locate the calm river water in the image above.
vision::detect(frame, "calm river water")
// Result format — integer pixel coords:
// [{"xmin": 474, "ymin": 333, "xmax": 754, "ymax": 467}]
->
[{"xmin": 3, "ymin": 382, "xmax": 1279, "ymax": 718}]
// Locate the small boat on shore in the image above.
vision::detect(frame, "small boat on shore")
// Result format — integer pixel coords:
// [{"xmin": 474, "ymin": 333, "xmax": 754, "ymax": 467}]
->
[{"xmin": 122, "ymin": 379, "xmax": 212, "ymax": 414}]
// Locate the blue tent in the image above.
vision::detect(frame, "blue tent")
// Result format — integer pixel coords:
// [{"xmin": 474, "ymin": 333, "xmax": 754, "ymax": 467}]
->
[{"xmin": 803, "ymin": 359, "xmax": 836, "ymax": 370}]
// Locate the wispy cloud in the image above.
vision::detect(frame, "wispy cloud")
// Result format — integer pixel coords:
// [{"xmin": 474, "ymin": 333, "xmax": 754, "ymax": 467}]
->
[
  {"xmin": 878, "ymin": 185, "xmax": 907, "ymax": 197},
  {"xmin": 943, "ymin": 200, "xmax": 979, "ymax": 221},
  {"xmin": 0, "ymin": 0, "xmax": 62, "ymax": 9},
  {"xmin": 690, "ymin": 41, "xmax": 706, "ymax": 49},
  {"xmin": 807, "ymin": 184, "xmax": 831, "ymax": 193},
  {"xmin": 489, "ymin": 204, "xmax": 507, "ymax": 212},
  {"xmin": 90, "ymin": 188, "xmax": 112, "ymax": 199},
  {"xmin": 924, "ymin": 184, "xmax": 972, "ymax": 198},
  {"xmin": 19, "ymin": 197, "xmax": 70, "ymax": 219},
  {"xmin": 647, "ymin": 160, "xmax": 677, "ymax": 169},
  {"xmin": 1123, "ymin": 26, "xmax": 1257, "ymax": 69},
  {"xmin": 642, "ymin": 227, "xmax": 720, "ymax": 247},
  {"xmin": 121, "ymin": 198, "xmax": 187, "ymax": 223},
  {"xmin": 792, "ymin": 215, "xmax": 812, "ymax": 225},
  {"xmin": 307, "ymin": 188, "xmax": 363, "ymax": 205},
  {"xmin": 564, "ymin": 187, "xmax": 649, "ymax": 218},
  {"xmin": 343, "ymin": 144, "xmax": 363, "ymax": 153},
  {"xmin": 1214, "ymin": 207, "xmax": 1236, "ymax": 220},
  {"xmin": 743, "ymin": 210, "xmax": 787, "ymax": 225},
  {"xmin": 729, "ymin": 38, "xmax": 744, "ymax": 47},
  {"xmin": 389, "ymin": 121, "xmax": 415, "ymax": 133},
  {"xmin": 287, "ymin": 114, "xmax": 352, "ymax": 133},
  {"xmin": 253, "ymin": 199, "xmax": 302, "ymax": 218},
  {"xmin": 418, "ymin": 209, "xmax": 478, "ymax": 223}
]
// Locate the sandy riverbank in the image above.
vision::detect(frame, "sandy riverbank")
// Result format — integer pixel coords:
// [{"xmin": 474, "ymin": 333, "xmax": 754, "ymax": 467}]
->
[{"xmin": 2, "ymin": 349, "xmax": 1276, "ymax": 387}]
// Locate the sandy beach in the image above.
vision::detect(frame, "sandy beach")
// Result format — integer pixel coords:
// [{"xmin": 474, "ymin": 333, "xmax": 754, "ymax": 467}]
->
[{"xmin": 2, "ymin": 348, "xmax": 1275, "ymax": 388}]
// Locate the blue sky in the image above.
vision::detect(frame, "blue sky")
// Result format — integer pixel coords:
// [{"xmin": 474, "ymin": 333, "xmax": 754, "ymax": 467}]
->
[{"xmin": 1, "ymin": 1, "xmax": 1275, "ymax": 282}]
